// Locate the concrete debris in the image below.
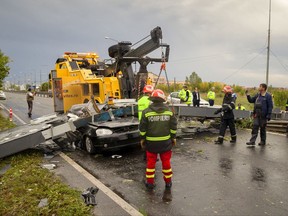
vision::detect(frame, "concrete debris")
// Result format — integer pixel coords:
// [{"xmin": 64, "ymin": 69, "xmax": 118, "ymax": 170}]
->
[
  {"xmin": 42, "ymin": 164, "xmax": 56, "ymax": 170},
  {"xmin": 111, "ymin": 155, "xmax": 122, "ymax": 159},
  {"xmin": 38, "ymin": 198, "xmax": 48, "ymax": 208}
]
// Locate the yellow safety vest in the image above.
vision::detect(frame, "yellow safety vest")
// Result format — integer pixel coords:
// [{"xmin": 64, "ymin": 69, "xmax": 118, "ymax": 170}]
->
[
  {"xmin": 178, "ymin": 89, "xmax": 192, "ymax": 105},
  {"xmin": 207, "ymin": 91, "xmax": 215, "ymax": 100},
  {"xmin": 138, "ymin": 95, "xmax": 150, "ymax": 120}
]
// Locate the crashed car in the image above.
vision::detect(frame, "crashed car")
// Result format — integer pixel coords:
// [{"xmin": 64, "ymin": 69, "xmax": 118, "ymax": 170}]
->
[
  {"xmin": 64, "ymin": 103, "xmax": 140, "ymax": 154},
  {"xmin": 167, "ymin": 92, "xmax": 209, "ymax": 107},
  {"xmin": 0, "ymin": 90, "xmax": 6, "ymax": 100},
  {"xmin": 77, "ymin": 117, "xmax": 140, "ymax": 154}
]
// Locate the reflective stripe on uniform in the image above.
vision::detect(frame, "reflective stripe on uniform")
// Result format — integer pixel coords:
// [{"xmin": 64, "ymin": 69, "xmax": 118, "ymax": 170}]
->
[
  {"xmin": 170, "ymin": 129, "xmax": 177, "ymax": 134},
  {"xmin": 145, "ymin": 111, "xmax": 173, "ymax": 118},
  {"xmin": 140, "ymin": 131, "xmax": 146, "ymax": 136},
  {"xmin": 146, "ymin": 174, "xmax": 155, "ymax": 178},
  {"xmin": 146, "ymin": 168, "xmax": 155, "ymax": 172},
  {"xmin": 146, "ymin": 135, "xmax": 171, "ymax": 141},
  {"xmin": 164, "ymin": 174, "xmax": 173, "ymax": 178},
  {"xmin": 162, "ymin": 168, "xmax": 172, "ymax": 173}
]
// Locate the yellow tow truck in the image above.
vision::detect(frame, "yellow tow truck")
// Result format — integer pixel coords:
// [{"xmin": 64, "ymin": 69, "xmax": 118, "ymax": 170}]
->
[{"xmin": 50, "ymin": 26, "xmax": 170, "ymax": 113}]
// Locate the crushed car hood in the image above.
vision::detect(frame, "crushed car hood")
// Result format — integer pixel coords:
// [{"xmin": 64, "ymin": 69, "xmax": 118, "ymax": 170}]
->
[{"xmin": 89, "ymin": 117, "xmax": 139, "ymax": 128}]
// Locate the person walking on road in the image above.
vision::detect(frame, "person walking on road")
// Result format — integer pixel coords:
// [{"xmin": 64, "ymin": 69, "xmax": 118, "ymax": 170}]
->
[
  {"xmin": 139, "ymin": 89, "xmax": 177, "ymax": 190},
  {"xmin": 178, "ymin": 85, "xmax": 192, "ymax": 105},
  {"xmin": 214, "ymin": 85, "xmax": 237, "ymax": 144},
  {"xmin": 192, "ymin": 87, "xmax": 201, "ymax": 107},
  {"xmin": 26, "ymin": 87, "xmax": 35, "ymax": 118},
  {"xmin": 207, "ymin": 87, "xmax": 216, "ymax": 106},
  {"xmin": 246, "ymin": 83, "xmax": 273, "ymax": 146}
]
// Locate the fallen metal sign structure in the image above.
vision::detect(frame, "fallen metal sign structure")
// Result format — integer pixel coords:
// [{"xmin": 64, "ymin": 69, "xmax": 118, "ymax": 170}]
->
[
  {"xmin": 0, "ymin": 104, "xmax": 137, "ymax": 159},
  {"xmin": 171, "ymin": 105, "xmax": 251, "ymax": 119}
]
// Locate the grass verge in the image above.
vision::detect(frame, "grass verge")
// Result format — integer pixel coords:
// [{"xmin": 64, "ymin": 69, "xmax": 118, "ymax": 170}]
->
[
  {"xmin": 0, "ymin": 150, "xmax": 92, "ymax": 215},
  {"xmin": 0, "ymin": 113, "xmax": 16, "ymax": 131}
]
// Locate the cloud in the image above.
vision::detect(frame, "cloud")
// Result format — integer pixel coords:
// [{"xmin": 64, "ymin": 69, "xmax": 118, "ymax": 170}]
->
[{"xmin": 0, "ymin": 0, "xmax": 287, "ymax": 88}]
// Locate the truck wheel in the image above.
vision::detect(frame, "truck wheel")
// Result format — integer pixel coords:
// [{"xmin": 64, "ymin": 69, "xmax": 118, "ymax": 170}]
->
[{"xmin": 85, "ymin": 136, "xmax": 96, "ymax": 154}]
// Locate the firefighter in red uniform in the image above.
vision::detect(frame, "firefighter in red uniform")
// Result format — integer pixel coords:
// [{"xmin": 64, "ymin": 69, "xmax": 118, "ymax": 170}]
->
[{"xmin": 139, "ymin": 89, "xmax": 178, "ymax": 190}]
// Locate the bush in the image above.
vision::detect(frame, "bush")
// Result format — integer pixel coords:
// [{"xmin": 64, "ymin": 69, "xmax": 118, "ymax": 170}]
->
[{"xmin": 271, "ymin": 90, "xmax": 288, "ymax": 110}]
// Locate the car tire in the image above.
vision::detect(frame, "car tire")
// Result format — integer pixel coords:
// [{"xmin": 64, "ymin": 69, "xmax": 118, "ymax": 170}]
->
[{"xmin": 85, "ymin": 136, "xmax": 96, "ymax": 154}]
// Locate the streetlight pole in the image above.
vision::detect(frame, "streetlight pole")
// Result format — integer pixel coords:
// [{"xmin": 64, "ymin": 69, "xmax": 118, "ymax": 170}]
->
[
  {"xmin": 105, "ymin": 36, "xmax": 119, "ymax": 43},
  {"xmin": 266, "ymin": 0, "xmax": 272, "ymax": 87}
]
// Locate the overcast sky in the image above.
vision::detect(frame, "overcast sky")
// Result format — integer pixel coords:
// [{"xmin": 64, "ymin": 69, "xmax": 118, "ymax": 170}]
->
[{"xmin": 1, "ymin": 0, "xmax": 287, "ymax": 88}]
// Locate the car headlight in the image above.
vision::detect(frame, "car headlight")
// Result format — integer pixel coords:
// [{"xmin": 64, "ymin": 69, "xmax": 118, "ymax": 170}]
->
[{"xmin": 96, "ymin": 128, "xmax": 113, "ymax": 136}]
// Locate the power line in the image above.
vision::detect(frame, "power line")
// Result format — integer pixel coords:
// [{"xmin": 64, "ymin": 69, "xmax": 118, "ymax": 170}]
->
[
  {"xmin": 169, "ymin": 47, "xmax": 267, "ymax": 64},
  {"xmin": 270, "ymin": 49, "xmax": 288, "ymax": 73},
  {"xmin": 221, "ymin": 47, "xmax": 266, "ymax": 82}
]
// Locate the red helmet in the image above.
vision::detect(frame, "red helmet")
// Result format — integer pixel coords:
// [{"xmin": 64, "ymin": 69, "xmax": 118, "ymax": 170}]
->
[
  {"xmin": 223, "ymin": 85, "xmax": 233, "ymax": 93},
  {"xmin": 150, "ymin": 89, "xmax": 166, "ymax": 102},
  {"xmin": 143, "ymin": 85, "xmax": 154, "ymax": 93}
]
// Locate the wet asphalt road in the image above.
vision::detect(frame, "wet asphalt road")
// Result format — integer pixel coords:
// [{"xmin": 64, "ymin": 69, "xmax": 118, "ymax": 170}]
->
[
  {"xmin": 68, "ymin": 130, "xmax": 288, "ymax": 216},
  {"xmin": 1, "ymin": 92, "xmax": 288, "ymax": 215}
]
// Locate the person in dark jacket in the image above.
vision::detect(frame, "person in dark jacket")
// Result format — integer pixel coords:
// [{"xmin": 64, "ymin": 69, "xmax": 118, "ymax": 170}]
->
[
  {"xmin": 214, "ymin": 85, "xmax": 237, "ymax": 144},
  {"xmin": 139, "ymin": 89, "xmax": 177, "ymax": 190},
  {"xmin": 246, "ymin": 83, "xmax": 273, "ymax": 146},
  {"xmin": 192, "ymin": 87, "xmax": 201, "ymax": 107},
  {"xmin": 26, "ymin": 87, "xmax": 35, "ymax": 118}
]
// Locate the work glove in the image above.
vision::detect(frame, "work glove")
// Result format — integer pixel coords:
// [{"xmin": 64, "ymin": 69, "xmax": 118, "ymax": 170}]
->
[
  {"xmin": 214, "ymin": 108, "xmax": 222, "ymax": 115},
  {"xmin": 266, "ymin": 115, "xmax": 271, "ymax": 121},
  {"xmin": 171, "ymin": 139, "xmax": 176, "ymax": 147},
  {"xmin": 140, "ymin": 139, "xmax": 145, "ymax": 149}
]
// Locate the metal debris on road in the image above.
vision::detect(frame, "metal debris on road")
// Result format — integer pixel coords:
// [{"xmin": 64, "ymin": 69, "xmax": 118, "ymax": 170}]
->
[{"xmin": 82, "ymin": 187, "xmax": 99, "ymax": 206}]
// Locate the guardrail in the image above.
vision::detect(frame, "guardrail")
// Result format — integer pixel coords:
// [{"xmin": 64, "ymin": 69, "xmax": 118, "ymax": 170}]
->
[{"xmin": 5, "ymin": 90, "xmax": 52, "ymax": 98}]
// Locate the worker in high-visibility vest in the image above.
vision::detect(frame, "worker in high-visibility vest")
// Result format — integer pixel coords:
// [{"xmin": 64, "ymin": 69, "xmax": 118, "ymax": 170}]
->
[
  {"xmin": 178, "ymin": 85, "xmax": 192, "ymax": 105},
  {"xmin": 139, "ymin": 89, "xmax": 177, "ymax": 190},
  {"xmin": 207, "ymin": 87, "xmax": 216, "ymax": 106},
  {"xmin": 236, "ymin": 103, "xmax": 246, "ymax": 110},
  {"xmin": 138, "ymin": 85, "xmax": 154, "ymax": 120}
]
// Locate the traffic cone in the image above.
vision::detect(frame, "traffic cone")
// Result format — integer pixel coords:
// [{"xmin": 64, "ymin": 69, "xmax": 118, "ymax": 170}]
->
[{"xmin": 9, "ymin": 108, "xmax": 13, "ymax": 121}]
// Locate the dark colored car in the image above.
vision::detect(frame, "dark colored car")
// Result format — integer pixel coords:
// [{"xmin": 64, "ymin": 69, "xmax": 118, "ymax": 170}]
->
[{"xmin": 77, "ymin": 117, "xmax": 140, "ymax": 154}]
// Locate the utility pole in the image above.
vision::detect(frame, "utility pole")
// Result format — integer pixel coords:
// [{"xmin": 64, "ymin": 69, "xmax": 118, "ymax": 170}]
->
[{"xmin": 266, "ymin": 0, "xmax": 272, "ymax": 87}]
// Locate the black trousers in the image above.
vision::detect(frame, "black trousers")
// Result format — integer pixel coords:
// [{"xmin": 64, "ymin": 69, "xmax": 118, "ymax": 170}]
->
[
  {"xmin": 249, "ymin": 117, "xmax": 267, "ymax": 143},
  {"xmin": 208, "ymin": 99, "xmax": 214, "ymax": 106},
  {"xmin": 219, "ymin": 118, "xmax": 236, "ymax": 137},
  {"xmin": 27, "ymin": 100, "xmax": 33, "ymax": 115},
  {"xmin": 193, "ymin": 100, "xmax": 200, "ymax": 107}
]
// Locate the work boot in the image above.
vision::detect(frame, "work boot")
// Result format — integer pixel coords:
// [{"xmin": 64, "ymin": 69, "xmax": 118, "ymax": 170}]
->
[
  {"xmin": 246, "ymin": 141, "xmax": 255, "ymax": 146},
  {"xmin": 230, "ymin": 136, "xmax": 237, "ymax": 143},
  {"xmin": 258, "ymin": 141, "xmax": 266, "ymax": 146},
  {"xmin": 165, "ymin": 182, "xmax": 172, "ymax": 189},
  {"xmin": 145, "ymin": 182, "xmax": 155, "ymax": 190},
  {"xmin": 214, "ymin": 137, "xmax": 223, "ymax": 144}
]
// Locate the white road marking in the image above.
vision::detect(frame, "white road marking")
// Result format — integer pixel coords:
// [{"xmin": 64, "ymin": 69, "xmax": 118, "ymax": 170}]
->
[
  {"xmin": 59, "ymin": 153, "xmax": 142, "ymax": 216},
  {"xmin": 0, "ymin": 103, "xmax": 27, "ymax": 125}
]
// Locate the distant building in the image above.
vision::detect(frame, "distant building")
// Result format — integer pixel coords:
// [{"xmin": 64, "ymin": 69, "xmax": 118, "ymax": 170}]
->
[{"xmin": 148, "ymin": 72, "xmax": 166, "ymax": 84}]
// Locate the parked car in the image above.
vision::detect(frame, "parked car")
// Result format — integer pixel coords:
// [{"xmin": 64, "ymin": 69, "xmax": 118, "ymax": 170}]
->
[
  {"xmin": 0, "ymin": 91, "xmax": 6, "ymax": 100},
  {"xmin": 167, "ymin": 92, "xmax": 209, "ymax": 107}
]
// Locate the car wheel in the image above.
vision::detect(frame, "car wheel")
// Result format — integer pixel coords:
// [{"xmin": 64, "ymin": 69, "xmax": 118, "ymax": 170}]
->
[{"xmin": 85, "ymin": 136, "xmax": 96, "ymax": 154}]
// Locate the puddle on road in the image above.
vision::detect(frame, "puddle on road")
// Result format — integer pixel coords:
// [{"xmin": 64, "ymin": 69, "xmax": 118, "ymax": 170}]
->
[{"xmin": 219, "ymin": 158, "xmax": 233, "ymax": 176}]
